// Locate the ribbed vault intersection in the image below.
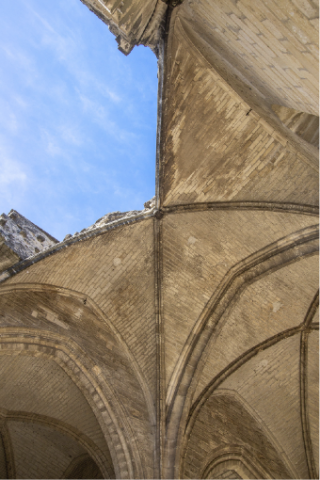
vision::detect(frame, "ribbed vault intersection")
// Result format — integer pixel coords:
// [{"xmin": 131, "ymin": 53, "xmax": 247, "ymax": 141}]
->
[{"xmin": 0, "ymin": 0, "xmax": 318, "ymax": 478}]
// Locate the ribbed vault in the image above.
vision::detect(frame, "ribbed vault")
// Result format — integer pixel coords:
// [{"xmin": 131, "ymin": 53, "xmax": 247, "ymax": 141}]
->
[{"xmin": 0, "ymin": 0, "xmax": 318, "ymax": 478}]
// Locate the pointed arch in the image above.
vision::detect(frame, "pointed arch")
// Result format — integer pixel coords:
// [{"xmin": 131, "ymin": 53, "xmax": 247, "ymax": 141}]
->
[
  {"xmin": 0, "ymin": 328, "xmax": 142, "ymax": 478},
  {"xmin": 163, "ymin": 224, "xmax": 318, "ymax": 479}
]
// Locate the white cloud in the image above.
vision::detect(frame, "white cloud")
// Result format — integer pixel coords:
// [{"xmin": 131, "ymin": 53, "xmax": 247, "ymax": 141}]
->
[
  {"xmin": 59, "ymin": 124, "xmax": 84, "ymax": 147},
  {"xmin": 24, "ymin": 5, "xmax": 123, "ymax": 105},
  {"xmin": 75, "ymin": 70, "xmax": 122, "ymax": 103},
  {"xmin": 13, "ymin": 95, "xmax": 29, "ymax": 109},
  {"xmin": 78, "ymin": 92, "xmax": 137, "ymax": 142},
  {"xmin": 41, "ymin": 130, "xmax": 64, "ymax": 158},
  {"xmin": 0, "ymin": 108, "xmax": 19, "ymax": 134},
  {"xmin": 0, "ymin": 142, "xmax": 28, "ymax": 210},
  {"xmin": 0, "ymin": 157, "xmax": 27, "ymax": 186},
  {"xmin": 1, "ymin": 44, "xmax": 39, "ymax": 87},
  {"xmin": 46, "ymin": 140, "xmax": 63, "ymax": 158}
]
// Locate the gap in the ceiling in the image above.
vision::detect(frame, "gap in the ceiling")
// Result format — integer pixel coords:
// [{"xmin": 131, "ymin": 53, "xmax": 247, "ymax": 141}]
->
[{"xmin": 0, "ymin": 0, "xmax": 158, "ymax": 241}]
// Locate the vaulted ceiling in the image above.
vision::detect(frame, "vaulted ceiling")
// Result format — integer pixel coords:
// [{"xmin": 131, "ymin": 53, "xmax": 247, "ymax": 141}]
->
[{"xmin": 0, "ymin": 0, "xmax": 318, "ymax": 478}]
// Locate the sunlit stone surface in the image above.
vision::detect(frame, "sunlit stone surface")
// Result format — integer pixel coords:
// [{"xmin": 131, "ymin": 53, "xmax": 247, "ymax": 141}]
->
[{"xmin": 0, "ymin": 0, "xmax": 318, "ymax": 478}]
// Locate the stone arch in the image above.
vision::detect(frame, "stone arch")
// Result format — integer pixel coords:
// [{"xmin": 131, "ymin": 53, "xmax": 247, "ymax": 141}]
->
[
  {"xmin": 200, "ymin": 445, "xmax": 271, "ymax": 479},
  {"xmin": 0, "ymin": 329, "xmax": 143, "ymax": 478},
  {"xmin": 300, "ymin": 290, "xmax": 319, "ymax": 479},
  {"xmin": 62, "ymin": 453, "xmax": 103, "ymax": 479},
  {"xmin": 179, "ymin": 289, "xmax": 319, "ymax": 479},
  {"xmin": 0, "ymin": 409, "xmax": 111, "ymax": 478},
  {"xmin": 181, "ymin": 330, "xmax": 304, "ymax": 478},
  {"xmin": 0, "ymin": 428, "xmax": 9, "ymax": 479},
  {"xmin": 163, "ymin": 224, "xmax": 318, "ymax": 478},
  {"xmin": 181, "ymin": 390, "xmax": 297, "ymax": 479},
  {"xmin": 185, "ymin": 288, "xmax": 318, "ymax": 436},
  {"xmin": 271, "ymin": 105, "xmax": 319, "ymax": 148},
  {"xmin": 0, "ymin": 281, "xmax": 156, "ymax": 433},
  {"xmin": 0, "ymin": 420, "xmax": 15, "ymax": 479}
]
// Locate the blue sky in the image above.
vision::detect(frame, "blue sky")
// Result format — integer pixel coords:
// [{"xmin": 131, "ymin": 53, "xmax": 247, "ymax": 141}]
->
[{"xmin": 0, "ymin": 0, "xmax": 158, "ymax": 240}]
